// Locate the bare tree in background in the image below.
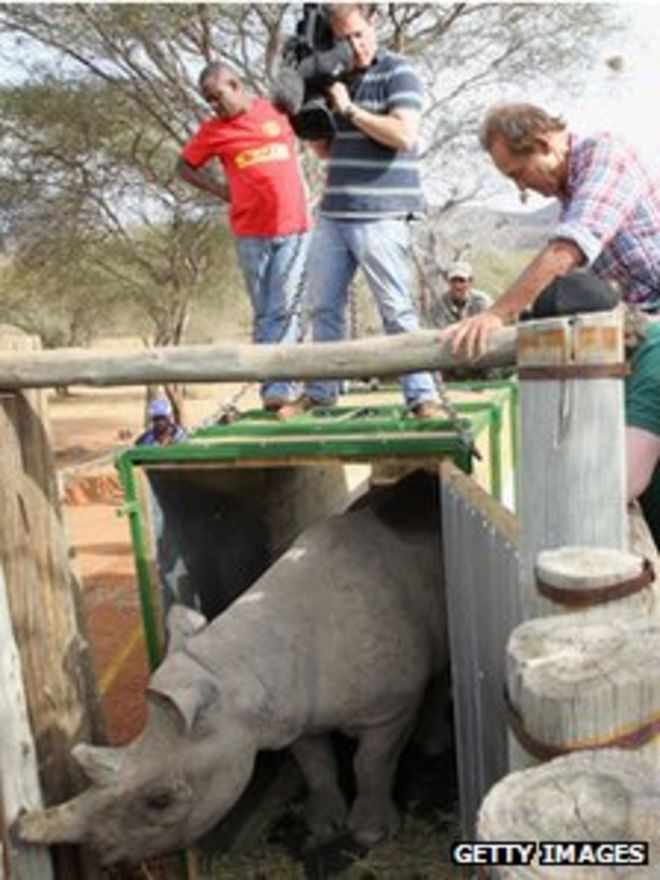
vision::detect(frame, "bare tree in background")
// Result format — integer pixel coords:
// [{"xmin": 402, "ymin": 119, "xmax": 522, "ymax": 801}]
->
[{"xmin": 0, "ymin": 3, "xmax": 620, "ymax": 355}]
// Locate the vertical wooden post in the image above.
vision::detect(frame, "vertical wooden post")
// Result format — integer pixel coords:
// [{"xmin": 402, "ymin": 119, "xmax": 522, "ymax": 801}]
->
[
  {"xmin": 0, "ymin": 333, "xmax": 102, "ymax": 879},
  {"xmin": 516, "ymin": 311, "xmax": 628, "ymax": 621},
  {"xmin": 0, "ymin": 563, "xmax": 54, "ymax": 879}
]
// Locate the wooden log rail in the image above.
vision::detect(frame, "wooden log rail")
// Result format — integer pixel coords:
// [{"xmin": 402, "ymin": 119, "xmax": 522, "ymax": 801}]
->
[{"xmin": 0, "ymin": 328, "xmax": 516, "ymax": 389}]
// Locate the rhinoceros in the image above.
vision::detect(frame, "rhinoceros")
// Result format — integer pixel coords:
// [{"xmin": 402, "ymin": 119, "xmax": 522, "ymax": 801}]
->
[{"xmin": 16, "ymin": 469, "xmax": 448, "ymax": 865}]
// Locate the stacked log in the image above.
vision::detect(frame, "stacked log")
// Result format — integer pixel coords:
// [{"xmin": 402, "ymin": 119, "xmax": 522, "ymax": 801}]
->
[
  {"xmin": 477, "ymin": 313, "xmax": 660, "ymax": 875},
  {"xmin": 478, "ymin": 748, "xmax": 660, "ymax": 878}
]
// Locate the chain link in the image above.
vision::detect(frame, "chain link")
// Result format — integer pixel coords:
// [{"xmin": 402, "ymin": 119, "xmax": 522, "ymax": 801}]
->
[
  {"xmin": 193, "ymin": 234, "xmax": 308, "ymax": 430},
  {"xmin": 194, "ymin": 233, "xmax": 481, "ymax": 462},
  {"xmin": 433, "ymin": 371, "xmax": 482, "ymax": 462},
  {"xmin": 411, "ymin": 235, "xmax": 481, "ymax": 461}
]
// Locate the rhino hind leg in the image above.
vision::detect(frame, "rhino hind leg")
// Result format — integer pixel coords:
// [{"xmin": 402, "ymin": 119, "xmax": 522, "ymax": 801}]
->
[
  {"xmin": 348, "ymin": 708, "xmax": 418, "ymax": 847},
  {"xmin": 291, "ymin": 735, "xmax": 348, "ymax": 839}
]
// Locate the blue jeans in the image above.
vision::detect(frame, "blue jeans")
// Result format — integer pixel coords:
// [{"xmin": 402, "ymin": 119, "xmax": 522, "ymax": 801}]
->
[
  {"xmin": 235, "ymin": 232, "xmax": 308, "ymax": 404},
  {"xmin": 304, "ymin": 217, "xmax": 438, "ymax": 407}
]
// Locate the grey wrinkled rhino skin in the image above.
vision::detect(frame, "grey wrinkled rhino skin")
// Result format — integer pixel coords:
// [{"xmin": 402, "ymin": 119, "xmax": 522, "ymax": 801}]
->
[{"xmin": 16, "ymin": 470, "xmax": 448, "ymax": 865}]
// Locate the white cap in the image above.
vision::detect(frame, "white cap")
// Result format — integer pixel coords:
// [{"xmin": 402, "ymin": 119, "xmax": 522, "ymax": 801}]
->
[
  {"xmin": 447, "ymin": 260, "xmax": 472, "ymax": 280},
  {"xmin": 148, "ymin": 397, "xmax": 173, "ymax": 419}
]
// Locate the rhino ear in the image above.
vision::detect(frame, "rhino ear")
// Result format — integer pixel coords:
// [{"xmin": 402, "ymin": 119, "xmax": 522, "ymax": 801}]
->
[
  {"xmin": 71, "ymin": 743, "xmax": 123, "ymax": 786},
  {"xmin": 165, "ymin": 604, "xmax": 208, "ymax": 655},
  {"xmin": 147, "ymin": 678, "xmax": 219, "ymax": 734}
]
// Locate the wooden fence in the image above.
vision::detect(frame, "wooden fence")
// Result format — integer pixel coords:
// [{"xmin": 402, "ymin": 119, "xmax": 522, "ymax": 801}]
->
[
  {"xmin": 0, "ymin": 310, "xmax": 641, "ymax": 877},
  {"xmin": 0, "ymin": 333, "xmax": 106, "ymax": 879},
  {"xmin": 436, "ymin": 311, "xmax": 634, "ymax": 839},
  {"xmin": 471, "ymin": 312, "xmax": 660, "ymax": 875}
]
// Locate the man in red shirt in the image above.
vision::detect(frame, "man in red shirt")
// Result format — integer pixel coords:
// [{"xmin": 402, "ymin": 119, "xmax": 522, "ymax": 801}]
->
[{"xmin": 177, "ymin": 62, "xmax": 310, "ymax": 414}]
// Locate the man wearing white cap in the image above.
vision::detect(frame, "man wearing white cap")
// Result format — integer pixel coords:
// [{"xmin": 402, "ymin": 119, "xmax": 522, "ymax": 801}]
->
[
  {"xmin": 431, "ymin": 260, "xmax": 492, "ymax": 330},
  {"xmin": 429, "ymin": 260, "xmax": 493, "ymax": 381},
  {"xmin": 135, "ymin": 398, "xmax": 187, "ymax": 447}
]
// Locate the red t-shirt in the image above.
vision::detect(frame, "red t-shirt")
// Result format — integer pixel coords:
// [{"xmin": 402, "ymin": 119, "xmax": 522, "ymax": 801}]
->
[{"xmin": 181, "ymin": 98, "xmax": 309, "ymax": 237}]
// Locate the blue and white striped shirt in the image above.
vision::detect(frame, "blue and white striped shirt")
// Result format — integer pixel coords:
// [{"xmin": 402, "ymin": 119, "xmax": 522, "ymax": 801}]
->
[{"xmin": 320, "ymin": 49, "xmax": 425, "ymax": 219}]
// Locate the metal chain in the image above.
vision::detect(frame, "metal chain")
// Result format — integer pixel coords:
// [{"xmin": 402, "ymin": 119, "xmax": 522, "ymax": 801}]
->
[
  {"xmin": 194, "ymin": 231, "xmax": 482, "ymax": 462},
  {"xmin": 410, "ymin": 236, "xmax": 482, "ymax": 462},
  {"xmin": 194, "ymin": 234, "xmax": 308, "ymax": 430},
  {"xmin": 432, "ymin": 371, "xmax": 482, "ymax": 461},
  {"xmin": 349, "ymin": 280, "xmax": 359, "ymax": 340}
]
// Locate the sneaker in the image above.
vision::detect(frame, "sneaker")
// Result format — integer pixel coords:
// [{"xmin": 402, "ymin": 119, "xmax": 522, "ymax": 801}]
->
[
  {"xmin": 263, "ymin": 398, "xmax": 289, "ymax": 413},
  {"xmin": 410, "ymin": 401, "xmax": 443, "ymax": 420}
]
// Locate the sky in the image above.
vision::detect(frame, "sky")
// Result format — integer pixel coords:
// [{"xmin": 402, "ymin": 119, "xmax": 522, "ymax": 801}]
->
[
  {"xmin": 489, "ymin": 1, "xmax": 660, "ymax": 211},
  {"xmin": 571, "ymin": 3, "xmax": 660, "ymax": 156},
  {"xmin": 2, "ymin": 1, "xmax": 660, "ymax": 214}
]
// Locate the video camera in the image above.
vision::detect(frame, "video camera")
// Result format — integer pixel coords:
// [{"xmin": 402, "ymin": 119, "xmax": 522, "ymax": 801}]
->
[{"xmin": 271, "ymin": 4, "xmax": 355, "ymax": 141}]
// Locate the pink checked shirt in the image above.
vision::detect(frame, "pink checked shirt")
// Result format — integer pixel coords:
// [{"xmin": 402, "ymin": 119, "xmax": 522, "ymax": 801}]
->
[{"xmin": 554, "ymin": 132, "xmax": 660, "ymax": 310}]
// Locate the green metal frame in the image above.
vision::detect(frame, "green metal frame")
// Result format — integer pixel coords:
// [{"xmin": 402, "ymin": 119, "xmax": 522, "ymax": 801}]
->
[
  {"xmin": 444, "ymin": 379, "xmax": 519, "ymax": 504},
  {"xmin": 115, "ymin": 381, "xmax": 518, "ymax": 671}
]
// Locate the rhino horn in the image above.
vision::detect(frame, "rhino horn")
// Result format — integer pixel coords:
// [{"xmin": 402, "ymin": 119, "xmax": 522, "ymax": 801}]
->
[
  {"xmin": 14, "ymin": 797, "xmax": 87, "ymax": 845},
  {"xmin": 165, "ymin": 604, "xmax": 207, "ymax": 654},
  {"xmin": 71, "ymin": 743, "xmax": 123, "ymax": 786}
]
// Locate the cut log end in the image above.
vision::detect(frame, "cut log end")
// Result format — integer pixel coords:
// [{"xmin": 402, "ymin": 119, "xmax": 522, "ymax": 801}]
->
[{"xmin": 478, "ymin": 749, "xmax": 660, "ymax": 876}]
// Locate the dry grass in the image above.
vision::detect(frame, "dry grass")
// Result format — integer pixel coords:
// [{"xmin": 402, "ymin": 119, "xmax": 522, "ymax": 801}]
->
[{"xmin": 200, "ymin": 811, "xmax": 464, "ymax": 880}]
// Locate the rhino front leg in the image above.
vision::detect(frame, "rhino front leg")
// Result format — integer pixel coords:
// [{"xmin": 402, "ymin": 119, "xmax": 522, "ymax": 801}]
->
[
  {"xmin": 291, "ymin": 735, "xmax": 347, "ymax": 839},
  {"xmin": 348, "ymin": 709, "xmax": 418, "ymax": 847}
]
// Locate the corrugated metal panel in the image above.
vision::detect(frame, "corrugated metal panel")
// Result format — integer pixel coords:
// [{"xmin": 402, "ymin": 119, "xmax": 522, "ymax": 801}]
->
[{"xmin": 440, "ymin": 462, "xmax": 519, "ymax": 837}]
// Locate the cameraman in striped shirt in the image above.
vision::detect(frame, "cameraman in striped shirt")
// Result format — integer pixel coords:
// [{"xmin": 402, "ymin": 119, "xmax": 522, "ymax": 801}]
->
[{"xmin": 293, "ymin": 3, "xmax": 440, "ymax": 420}]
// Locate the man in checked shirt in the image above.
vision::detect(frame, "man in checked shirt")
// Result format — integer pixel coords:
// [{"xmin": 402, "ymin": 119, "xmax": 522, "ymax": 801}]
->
[{"xmin": 443, "ymin": 102, "xmax": 660, "ymax": 543}]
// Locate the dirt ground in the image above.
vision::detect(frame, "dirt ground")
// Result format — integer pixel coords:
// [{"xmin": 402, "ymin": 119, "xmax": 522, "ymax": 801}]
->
[
  {"xmin": 51, "ymin": 385, "xmax": 256, "ymax": 879},
  {"xmin": 48, "ymin": 383, "xmax": 463, "ymax": 880}
]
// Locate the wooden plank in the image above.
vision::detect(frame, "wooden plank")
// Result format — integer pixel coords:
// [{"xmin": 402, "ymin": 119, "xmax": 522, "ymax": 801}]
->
[
  {"xmin": 516, "ymin": 312, "xmax": 628, "ymax": 621},
  {"xmin": 0, "ymin": 327, "xmax": 516, "ymax": 389},
  {"xmin": 0, "ymin": 563, "xmax": 55, "ymax": 880}
]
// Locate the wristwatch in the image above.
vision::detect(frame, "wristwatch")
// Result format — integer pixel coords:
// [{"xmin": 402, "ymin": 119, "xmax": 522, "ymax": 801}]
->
[{"xmin": 343, "ymin": 102, "xmax": 359, "ymax": 122}]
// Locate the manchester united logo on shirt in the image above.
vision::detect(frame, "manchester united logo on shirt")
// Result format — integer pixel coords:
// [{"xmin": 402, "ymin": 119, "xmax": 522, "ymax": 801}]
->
[
  {"xmin": 262, "ymin": 120, "xmax": 281, "ymax": 137},
  {"xmin": 235, "ymin": 144, "xmax": 290, "ymax": 168}
]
